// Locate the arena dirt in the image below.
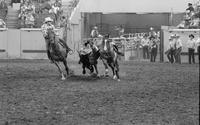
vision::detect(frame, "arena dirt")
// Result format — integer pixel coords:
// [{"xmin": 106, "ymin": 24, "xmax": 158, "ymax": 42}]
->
[{"xmin": 0, "ymin": 59, "xmax": 199, "ymax": 125}]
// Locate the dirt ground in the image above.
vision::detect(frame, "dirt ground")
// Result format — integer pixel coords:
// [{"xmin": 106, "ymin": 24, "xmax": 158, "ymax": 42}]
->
[{"xmin": 0, "ymin": 59, "xmax": 199, "ymax": 125}]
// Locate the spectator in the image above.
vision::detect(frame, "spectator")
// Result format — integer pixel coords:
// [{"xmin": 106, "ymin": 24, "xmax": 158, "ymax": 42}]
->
[
  {"xmin": 149, "ymin": 36, "xmax": 158, "ymax": 62},
  {"xmin": 174, "ymin": 34, "xmax": 182, "ymax": 64},
  {"xmin": 59, "ymin": 16, "xmax": 66, "ymax": 27},
  {"xmin": 0, "ymin": 18, "xmax": 6, "ymax": 28},
  {"xmin": 118, "ymin": 25, "xmax": 124, "ymax": 37},
  {"xmin": 165, "ymin": 36, "xmax": 176, "ymax": 63},
  {"xmin": 186, "ymin": 3, "xmax": 195, "ymax": 13},
  {"xmin": 0, "ymin": 0, "xmax": 8, "ymax": 19},
  {"xmin": 11, "ymin": 0, "xmax": 21, "ymax": 7},
  {"xmin": 196, "ymin": 37, "xmax": 200, "ymax": 63},
  {"xmin": 141, "ymin": 34, "xmax": 150, "ymax": 59},
  {"xmin": 25, "ymin": 10, "xmax": 35, "ymax": 28},
  {"xmin": 187, "ymin": 34, "xmax": 196, "ymax": 64}
]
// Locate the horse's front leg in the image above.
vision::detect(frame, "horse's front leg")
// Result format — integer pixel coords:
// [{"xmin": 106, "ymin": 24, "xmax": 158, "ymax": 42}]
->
[
  {"xmin": 54, "ymin": 62, "xmax": 65, "ymax": 80},
  {"xmin": 63, "ymin": 59, "xmax": 69, "ymax": 75},
  {"xmin": 114, "ymin": 60, "xmax": 120, "ymax": 81},
  {"xmin": 94, "ymin": 64, "xmax": 98, "ymax": 75},
  {"xmin": 108, "ymin": 63, "xmax": 116, "ymax": 80},
  {"xmin": 82, "ymin": 65, "xmax": 86, "ymax": 74}
]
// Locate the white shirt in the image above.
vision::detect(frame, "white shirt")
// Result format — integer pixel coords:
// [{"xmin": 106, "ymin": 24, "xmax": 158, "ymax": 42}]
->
[
  {"xmin": 169, "ymin": 40, "xmax": 176, "ymax": 49},
  {"xmin": 141, "ymin": 38, "xmax": 149, "ymax": 46},
  {"xmin": 187, "ymin": 39, "xmax": 196, "ymax": 49},
  {"xmin": 196, "ymin": 38, "xmax": 200, "ymax": 46},
  {"xmin": 175, "ymin": 39, "xmax": 182, "ymax": 49}
]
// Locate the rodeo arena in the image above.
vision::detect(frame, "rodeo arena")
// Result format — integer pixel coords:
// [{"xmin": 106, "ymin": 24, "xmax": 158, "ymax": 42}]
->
[{"xmin": 0, "ymin": 0, "xmax": 200, "ymax": 124}]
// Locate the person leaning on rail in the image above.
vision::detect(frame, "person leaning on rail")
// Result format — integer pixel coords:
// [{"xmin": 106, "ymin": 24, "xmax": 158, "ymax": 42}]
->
[
  {"xmin": 165, "ymin": 34, "xmax": 176, "ymax": 63},
  {"xmin": 174, "ymin": 34, "xmax": 183, "ymax": 64}
]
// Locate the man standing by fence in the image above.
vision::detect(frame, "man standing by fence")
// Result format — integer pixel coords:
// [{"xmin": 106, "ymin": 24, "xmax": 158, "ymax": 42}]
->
[
  {"xmin": 174, "ymin": 34, "xmax": 182, "ymax": 64},
  {"xmin": 187, "ymin": 34, "xmax": 196, "ymax": 64},
  {"xmin": 141, "ymin": 34, "xmax": 150, "ymax": 59}
]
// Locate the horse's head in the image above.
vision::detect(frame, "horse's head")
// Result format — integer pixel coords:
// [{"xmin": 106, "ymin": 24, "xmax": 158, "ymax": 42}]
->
[{"xmin": 47, "ymin": 29, "xmax": 55, "ymax": 44}]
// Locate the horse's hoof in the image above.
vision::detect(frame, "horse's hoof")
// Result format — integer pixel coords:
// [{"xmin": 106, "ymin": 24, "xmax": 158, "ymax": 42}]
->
[
  {"xmin": 117, "ymin": 79, "xmax": 121, "ymax": 82},
  {"xmin": 105, "ymin": 74, "xmax": 109, "ymax": 77},
  {"xmin": 82, "ymin": 70, "xmax": 86, "ymax": 74},
  {"xmin": 61, "ymin": 77, "xmax": 66, "ymax": 80},
  {"xmin": 113, "ymin": 75, "xmax": 117, "ymax": 80}
]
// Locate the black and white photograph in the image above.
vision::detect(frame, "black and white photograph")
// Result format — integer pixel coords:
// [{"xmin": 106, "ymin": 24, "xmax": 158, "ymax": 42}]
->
[{"xmin": 0, "ymin": 0, "xmax": 199, "ymax": 124}]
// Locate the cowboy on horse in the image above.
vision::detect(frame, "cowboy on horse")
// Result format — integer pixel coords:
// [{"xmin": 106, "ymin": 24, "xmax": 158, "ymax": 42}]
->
[{"xmin": 41, "ymin": 17, "xmax": 72, "ymax": 62}]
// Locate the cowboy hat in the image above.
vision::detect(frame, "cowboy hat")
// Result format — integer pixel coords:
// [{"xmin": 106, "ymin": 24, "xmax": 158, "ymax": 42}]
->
[
  {"xmin": 44, "ymin": 17, "xmax": 53, "ymax": 23},
  {"xmin": 174, "ymin": 34, "xmax": 180, "ymax": 38},
  {"xmin": 170, "ymin": 34, "xmax": 176, "ymax": 38},
  {"xmin": 93, "ymin": 26, "xmax": 98, "ymax": 29}
]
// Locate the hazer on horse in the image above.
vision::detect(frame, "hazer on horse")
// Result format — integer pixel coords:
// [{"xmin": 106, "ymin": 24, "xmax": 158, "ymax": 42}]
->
[
  {"xmin": 41, "ymin": 17, "xmax": 73, "ymax": 80},
  {"xmin": 78, "ymin": 40, "xmax": 100, "ymax": 76},
  {"xmin": 99, "ymin": 34, "xmax": 124, "ymax": 81}
]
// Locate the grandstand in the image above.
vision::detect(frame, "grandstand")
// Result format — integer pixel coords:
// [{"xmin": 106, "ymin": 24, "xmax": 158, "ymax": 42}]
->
[{"xmin": 0, "ymin": 0, "xmax": 79, "ymax": 29}]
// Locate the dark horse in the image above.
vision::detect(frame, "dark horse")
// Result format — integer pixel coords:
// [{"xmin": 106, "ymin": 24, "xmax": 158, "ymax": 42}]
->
[
  {"xmin": 99, "ymin": 36, "xmax": 123, "ymax": 81},
  {"xmin": 78, "ymin": 41, "xmax": 100, "ymax": 76},
  {"xmin": 47, "ymin": 29, "xmax": 71, "ymax": 80}
]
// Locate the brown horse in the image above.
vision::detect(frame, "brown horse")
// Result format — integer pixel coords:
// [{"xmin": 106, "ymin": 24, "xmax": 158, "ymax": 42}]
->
[
  {"xmin": 99, "ymin": 36, "xmax": 122, "ymax": 81},
  {"xmin": 47, "ymin": 29, "xmax": 71, "ymax": 80}
]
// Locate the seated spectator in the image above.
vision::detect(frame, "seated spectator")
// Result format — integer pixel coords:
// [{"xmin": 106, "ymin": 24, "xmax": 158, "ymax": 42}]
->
[
  {"xmin": 25, "ymin": 10, "xmax": 35, "ymax": 28},
  {"xmin": 59, "ymin": 16, "xmax": 66, "ymax": 27},
  {"xmin": 0, "ymin": 0, "xmax": 8, "ymax": 19},
  {"xmin": 11, "ymin": 0, "xmax": 21, "ymax": 7},
  {"xmin": 186, "ymin": 3, "xmax": 195, "ymax": 13},
  {"xmin": 50, "ymin": 0, "xmax": 62, "ymax": 21},
  {"xmin": 0, "ymin": 18, "xmax": 6, "ymax": 28}
]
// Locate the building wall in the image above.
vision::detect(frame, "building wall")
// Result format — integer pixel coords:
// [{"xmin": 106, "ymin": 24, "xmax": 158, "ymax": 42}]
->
[{"xmin": 83, "ymin": 13, "xmax": 184, "ymax": 38}]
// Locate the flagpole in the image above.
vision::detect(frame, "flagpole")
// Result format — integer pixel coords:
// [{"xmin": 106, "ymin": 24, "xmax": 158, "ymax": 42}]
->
[{"xmin": 170, "ymin": 8, "xmax": 173, "ymax": 26}]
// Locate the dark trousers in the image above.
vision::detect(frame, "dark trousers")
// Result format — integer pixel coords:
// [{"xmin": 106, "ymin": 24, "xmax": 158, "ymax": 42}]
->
[
  {"xmin": 166, "ymin": 49, "xmax": 175, "ymax": 63},
  {"xmin": 143, "ymin": 46, "xmax": 149, "ymax": 59},
  {"xmin": 175, "ymin": 47, "xmax": 182, "ymax": 64},
  {"xmin": 188, "ymin": 48, "xmax": 195, "ymax": 64},
  {"xmin": 198, "ymin": 46, "xmax": 200, "ymax": 63},
  {"xmin": 150, "ymin": 48, "xmax": 157, "ymax": 62}
]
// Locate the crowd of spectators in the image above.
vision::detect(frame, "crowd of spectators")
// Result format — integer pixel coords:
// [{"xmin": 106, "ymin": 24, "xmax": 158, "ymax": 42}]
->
[
  {"xmin": 18, "ymin": 0, "xmax": 63, "ymax": 28},
  {"xmin": 165, "ymin": 34, "xmax": 200, "ymax": 64},
  {"xmin": 0, "ymin": 0, "xmax": 8, "ymax": 21},
  {"xmin": 177, "ymin": 2, "xmax": 200, "ymax": 29},
  {"xmin": 18, "ymin": 0, "xmax": 36, "ymax": 28}
]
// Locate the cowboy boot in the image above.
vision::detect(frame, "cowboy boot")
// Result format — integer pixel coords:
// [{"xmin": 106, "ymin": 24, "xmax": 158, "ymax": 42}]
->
[{"xmin": 59, "ymin": 38, "xmax": 72, "ymax": 53}]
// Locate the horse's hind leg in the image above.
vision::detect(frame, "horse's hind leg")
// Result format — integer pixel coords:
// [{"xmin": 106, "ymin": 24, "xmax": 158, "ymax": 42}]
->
[
  {"xmin": 115, "ymin": 61, "xmax": 120, "ymax": 81},
  {"xmin": 54, "ymin": 62, "xmax": 65, "ymax": 80}
]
